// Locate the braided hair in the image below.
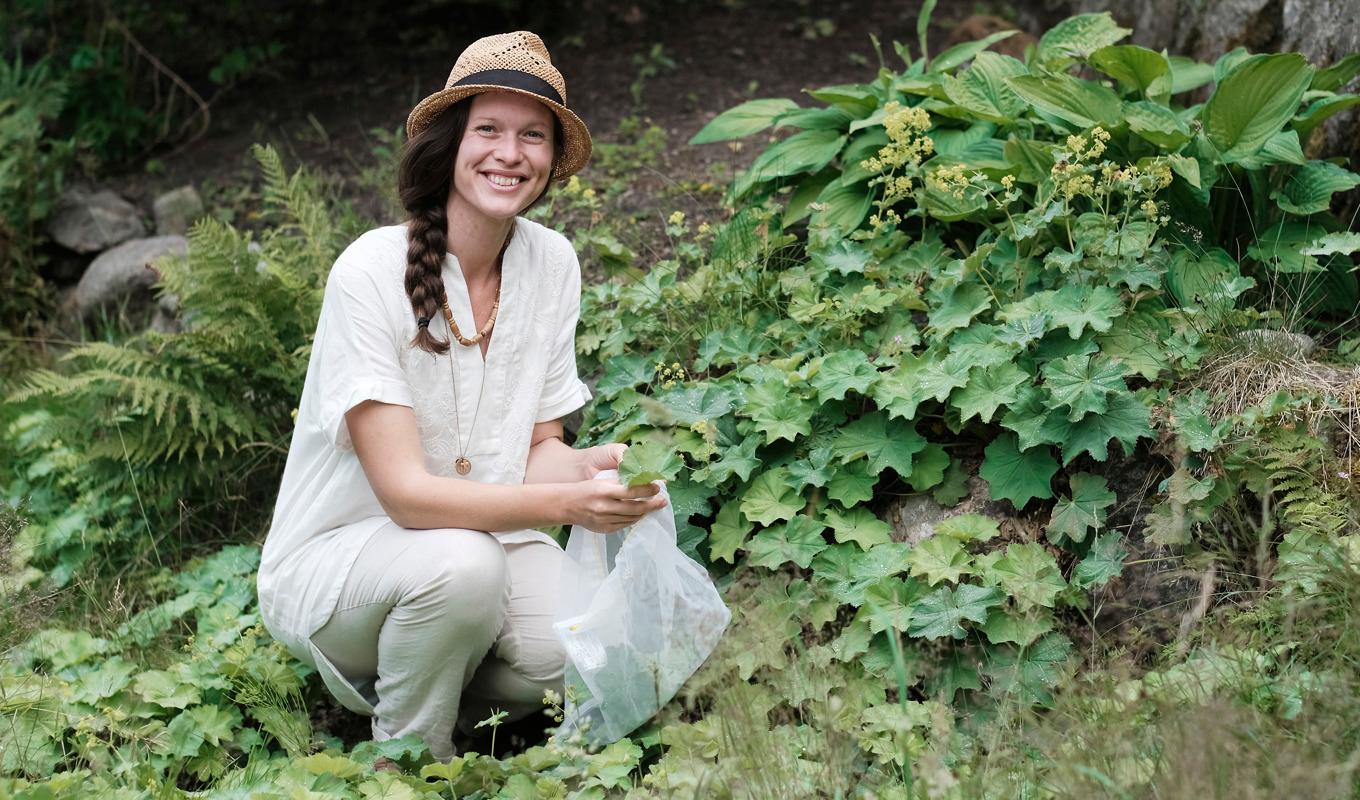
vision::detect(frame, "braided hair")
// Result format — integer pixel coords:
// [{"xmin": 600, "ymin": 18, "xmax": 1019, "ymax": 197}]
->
[{"xmin": 396, "ymin": 96, "xmax": 564, "ymax": 355}]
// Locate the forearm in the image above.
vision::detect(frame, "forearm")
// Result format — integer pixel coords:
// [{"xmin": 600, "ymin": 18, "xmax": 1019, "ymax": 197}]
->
[
  {"xmin": 392, "ymin": 473, "xmax": 576, "ymax": 532},
  {"xmin": 524, "ymin": 436, "xmax": 591, "ymax": 483}
]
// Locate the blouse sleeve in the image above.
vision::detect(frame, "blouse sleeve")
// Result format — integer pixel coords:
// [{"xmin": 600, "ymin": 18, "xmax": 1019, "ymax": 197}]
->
[
  {"xmin": 313, "ymin": 258, "xmax": 414, "ymax": 449},
  {"xmin": 535, "ymin": 243, "xmax": 593, "ymax": 423}
]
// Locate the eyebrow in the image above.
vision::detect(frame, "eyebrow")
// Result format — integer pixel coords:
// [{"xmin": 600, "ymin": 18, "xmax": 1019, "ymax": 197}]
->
[{"xmin": 470, "ymin": 115, "xmax": 549, "ymax": 128}]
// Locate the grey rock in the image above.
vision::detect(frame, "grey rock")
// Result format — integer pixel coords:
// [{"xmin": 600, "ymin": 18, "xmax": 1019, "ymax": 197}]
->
[
  {"xmin": 46, "ymin": 188, "xmax": 147, "ymax": 254},
  {"xmin": 1235, "ymin": 329, "xmax": 1317, "ymax": 359},
  {"xmin": 74, "ymin": 235, "xmax": 187, "ymax": 317},
  {"xmin": 152, "ymin": 185, "xmax": 204, "ymax": 236},
  {"xmin": 884, "ymin": 477, "xmax": 1010, "ymax": 545}
]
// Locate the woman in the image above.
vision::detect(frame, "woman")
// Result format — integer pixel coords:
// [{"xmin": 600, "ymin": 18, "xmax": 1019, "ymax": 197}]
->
[{"xmin": 257, "ymin": 32, "xmax": 666, "ymax": 762}]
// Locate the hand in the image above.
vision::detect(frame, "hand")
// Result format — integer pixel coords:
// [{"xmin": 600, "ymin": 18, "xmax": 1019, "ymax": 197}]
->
[
  {"xmin": 566, "ymin": 477, "xmax": 668, "ymax": 534},
  {"xmin": 581, "ymin": 442, "xmax": 628, "ymax": 478}
]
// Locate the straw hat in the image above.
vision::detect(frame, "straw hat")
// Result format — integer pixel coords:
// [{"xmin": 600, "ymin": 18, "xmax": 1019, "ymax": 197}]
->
[{"xmin": 406, "ymin": 31, "xmax": 592, "ymax": 181}]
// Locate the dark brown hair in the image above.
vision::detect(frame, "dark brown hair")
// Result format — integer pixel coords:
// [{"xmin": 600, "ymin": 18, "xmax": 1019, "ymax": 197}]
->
[{"xmin": 397, "ymin": 96, "xmax": 564, "ymax": 355}]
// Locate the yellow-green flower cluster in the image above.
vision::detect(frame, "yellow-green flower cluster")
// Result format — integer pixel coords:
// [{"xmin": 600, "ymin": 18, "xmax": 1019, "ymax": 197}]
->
[
  {"xmin": 1048, "ymin": 126, "xmax": 1174, "ymax": 215},
  {"xmin": 860, "ymin": 102, "xmax": 934, "ymax": 173},
  {"xmin": 655, "ymin": 360, "xmax": 687, "ymax": 389}
]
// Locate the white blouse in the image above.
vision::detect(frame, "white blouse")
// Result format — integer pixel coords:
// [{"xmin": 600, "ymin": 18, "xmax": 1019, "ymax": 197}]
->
[{"xmin": 258, "ymin": 218, "xmax": 592, "ymax": 661}]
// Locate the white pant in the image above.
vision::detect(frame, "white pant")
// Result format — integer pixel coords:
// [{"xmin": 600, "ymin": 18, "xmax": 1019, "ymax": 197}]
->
[{"xmin": 308, "ymin": 522, "xmax": 567, "ymax": 760}]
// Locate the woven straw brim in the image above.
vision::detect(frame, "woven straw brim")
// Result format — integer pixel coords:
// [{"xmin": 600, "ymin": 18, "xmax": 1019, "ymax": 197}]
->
[{"xmin": 406, "ymin": 85, "xmax": 592, "ymax": 181}]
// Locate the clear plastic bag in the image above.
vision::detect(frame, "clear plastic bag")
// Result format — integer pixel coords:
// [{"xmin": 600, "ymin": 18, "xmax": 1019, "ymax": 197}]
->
[{"xmin": 553, "ymin": 470, "xmax": 731, "ymax": 743}]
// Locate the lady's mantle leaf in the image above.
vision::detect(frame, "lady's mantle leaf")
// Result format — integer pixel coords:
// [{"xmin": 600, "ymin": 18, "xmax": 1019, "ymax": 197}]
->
[
  {"xmin": 824, "ymin": 505, "xmax": 894, "ymax": 550},
  {"xmin": 709, "ymin": 501, "xmax": 752, "ymax": 564},
  {"xmin": 1041, "ymin": 354, "xmax": 1127, "ymax": 421},
  {"xmin": 984, "ymin": 633, "xmax": 1073, "ymax": 707},
  {"xmin": 862, "ymin": 577, "xmax": 932, "ymax": 634},
  {"xmin": 1039, "ymin": 391, "xmax": 1152, "ymax": 464},
  {"xmin": 981, "ymin": 607, "xmax": 1056, "ymax": 646},
  {"xmin": 933, "ymin": 513, "xmax": 1000, "ymax": 542},
  {"xmin": 980, "ymin": 433, "xmax": 1058, "ymax": 508},
  {"xmin": 908, "ymin": 583, "xmax": 1005, "ymax": 640},
  {"xmin": 1046, "ymin": 472, "xmax": 1116, "ymax": 543},
  {"xmin": 827, "ymin": 460, "xmax": 877, "ymax": 505},
  {"xmin": 1074, "ymin": 531, "xmax": 1128, "ymax": 587},
  {"xmin": 812, "ymin": 542, "xmax": 914, "ymax": 606},
  {"xmin": 810, "ymin": 349, "xmax": 880, "ymax": 403},
  {"xmin": 986, "ymin": 543, "xmax": 1067, "ymax": 612},
  {"xmin": 740, "ymin": 468, "xmax": 803, "ymax": 525},
  {"xmin": 618, "ymin": 440, "xmax": 683, "ymax": 487},
  {"xmin": 905, "ymin": 535, "xmax": 972, "ymax": 586},
  {"xmin": 746, "ymin": 514, "xmax": 829, "ymax": 569},
  {"xmin": 830, "ymin": 411, "xmax": 927, "ymax": 477},
  {"xmin": 952, "ymin": 362, "xmax": 1030, "ymax": 423}
]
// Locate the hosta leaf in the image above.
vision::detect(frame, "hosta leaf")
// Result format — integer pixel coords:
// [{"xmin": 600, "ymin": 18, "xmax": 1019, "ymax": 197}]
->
[
  {"xmin": 1203, "ymin": 53, "xmax": 1313, "ymax": 163},
  {"xmin": 709, "ymin": 501, "xmax": 752, "ymax": 564},
  {"xmin": 932, "ymin": 29, "xmax": 1020, "ymax": 72},
  {"xmin": 985, "ymin": 633, "xmax": 1073, "ymax": 706},
  {"xmin": 1046, "ymin": 472, "xmax": 1116, "ymax": 544},
  {"xmin": 825, "ymin": 505, "xmax": 894, "ymax": 550},
  {"xmin": 1166, "ymin": 247, "xmax": 1242, "ymax": 308},
  {"xmin": 987, "ymin": 543, "xmax": 1067, "ymax": 611},
  {"xmin": 1075, "ymin": 531, "xmax": 1128, "ymax": 587},
  {"xmin": 1089, "ymin": 44, "xmax": 1171, "ymax": 98},
  {"xmin": 1041, "ymin": 353, "xmax": 1127, "ymax": 421},
  {"xmin": 1302, "ymin": 231, "xmax": 1360, "ymax": 256},
  {"xmin": 827, "ymin": 460, "xmax": 877, "ymax": 505},
  {"xmin": 1273, "ymin": 160, "xmax": 1360, "ymax": 216},
  {"xmin": 1246, "ymin": 221, "xmax": 1326, "ymax": 273},
  {"xmin": 1311, "ymin": 52, "xmax": 1360, "ymax": 92},
  {"xmin": 862, "ymin": 577, "xmax": 931, "ymax": 634},
  {"xmin": 740, "ymin": 468, "xmax": 803, "ymax": 525},
  {"xmin": 1168, "ymin": 55, "xmax": 1214, "ymax": 94},
  {"xmin": 747, "ymin": 128, "xmax": 847, "ymax": 181},
  {"xmin": 812, "ymin": 542, "xmax": 914, "ymax": 606},
  {"xmin": 1049, "ymin": 284, "xmax": 1123, "ymax": 339},
  {"xmin": 942, "ymin": 51, "xmax": 1027, "ymax": 123},
  {"xmin": 1125, "ymin": 100, "xmax": 1192, "ymax": 148},
  {"xmin": 1041, "ymin": 390, "xmax": 1153, "ymax": 464},
  {"xmin": 905, "ymin": 535, "xmax": 972, "ymax": 586},
  {"xmin": 1006, "ymin": 73, "xmax": 1122, "ymax": 129},
  {"xmin": 690, "ymin": 98, "xmax": 800, "ymax": 144},
  {"xmin": 981, "ymin": 607, "xmax": 1056, "ymax": 646},
  {"xmin": 1292, "ymin": 93, "xmax": 1360, "ymax": 140},
  {"xmin": 952, "ymin": 362, "xmax": 1030, "ymax": 424},
  {"xmin": 1036, "ymin": 12, "xmax": 1131, "ymax": 66},
  {"xmin": 980, "ymin": 433, "xmax": 1058, "ymax": 508},
  {"xmin": 746, "ymin": 515, "xmax": 829, "ymax": 569},
  {"xmin": 810, "ymin": 349, "xmax": 880, "ymax": 403},
  {"xmin": 618, "ymin": 440, "xmax": 684, "ymax": 487},
  {"xmin": 907, "ymin": 583, "xmax": 1005, "ymax": 640},
  {"xmin": 830, "ymin": 411, "xmax": 928, "ymax": 477}
]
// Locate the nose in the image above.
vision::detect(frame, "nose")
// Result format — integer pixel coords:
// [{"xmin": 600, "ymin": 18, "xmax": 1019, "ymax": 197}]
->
[{"xmin": 493, "ymin": 135, "xmax": 523, "ymax": 165}]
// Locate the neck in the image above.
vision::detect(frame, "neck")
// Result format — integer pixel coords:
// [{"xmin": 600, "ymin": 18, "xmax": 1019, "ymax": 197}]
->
[{"xmin": 445, "ymin": 197, "xmax": 514, "ymax": 285}]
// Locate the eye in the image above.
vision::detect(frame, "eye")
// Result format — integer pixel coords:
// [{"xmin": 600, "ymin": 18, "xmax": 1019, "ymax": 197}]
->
[
  {"xmin": 523, "ymin": 129, "xmax": 547, "ymax": 141},
  {"xmin": 474, "ymin": 124, "xmax": 496, "ymax": 134}
]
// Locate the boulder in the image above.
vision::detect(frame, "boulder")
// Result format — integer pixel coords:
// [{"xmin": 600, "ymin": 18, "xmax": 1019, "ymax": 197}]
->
[
  {"xmin": 884, "ymin": 476, "xmax": 1011, "ymax": 544},
  {"xmin": 74, "ymin": 235, "xmax": 187, "ymax": 318},
  {"xmin": 46, "ymin": 188, "xmax": 147, "ymax": 254},
  {"xmin": 153, "ymin": 185, "xmax": 204, "ymax": 236}
]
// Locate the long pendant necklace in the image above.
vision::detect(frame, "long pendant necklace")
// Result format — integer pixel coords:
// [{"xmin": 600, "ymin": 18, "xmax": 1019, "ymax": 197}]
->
[{"xmin": 441, "ymin": 224, "xmax": 512, "ymax": 476}]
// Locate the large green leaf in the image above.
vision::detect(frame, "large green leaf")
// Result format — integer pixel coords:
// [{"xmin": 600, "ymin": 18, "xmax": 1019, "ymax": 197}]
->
[
  {"xmin": 1089, "ymin": 44, "xmax": 1171, "ymax": 98},
  {"xmin": 987, "ymin": 542, "xmax": 1067, "ymax": 611},
  {"xmin": 862, "ymin": 577, "xmax": 932, "ymax": 634},
  {"xmin": 1041, "ymin": 353, "xmax": 1127, "ymax": 421},
  {"xmin": 1046, "ymin": 472, "xmax": 1116, "ymax": 544},
  {"xmin": 1125, "ymin": 100, "xmax": 1192, "ymax": 149},
  {"xmin": 1048, "ymin": 284, "xmax": 1124, "ymax": 339},
  {"xmin": 1168, "ymin": 56, "xmax": 1215, "ymax": 94},
  {"xmin": 1272, "ymin": 160, "xmax": 1360, "ymax": 215},
  {"xmin": 826, "ymin": 460, "xmax": 878, "ymax": 505},
  {"xmin": 980, "ymin": 432, "xmax": 1058, "ymax": 508},
  {"xmin": 831, "ymin": 412, "xmax": 929, "ymax": 478},
  {"xmin": 1247, "ymin": 221, "xmax": 1327, "ymax": 273},
  {"xmin": 1007, "ymin": 73, "xmax": 1122, "ymax": 129},
  {"xmin": 809, "ymin": 177, "xmax": 874, "ymax": 234},
  {"xmin": 709, "ymin": 501, "xmax": 752, "ymax": 564},
  {"xmin": 824, "ymin": 505, "xmax": 894, "ymax": 550},
  {"xmin": 952, "ymin": 362, "xmax": 1030, "ymax": 424},
  {"xmin": 1035, "ymin": 13, "xmax": 1131, "ymax": 67},
  {"xmin": 1074, "ymin": 531, "xmax": 1128, "ymax": 587},
  {"xmin": 985, "ymin": 633, "xmax": 1073, "ymax": 706},
  {"xmin": 689, "ymin": 98, "xmax": 800, "ymax": 144},
  {"xmin": 747, "ymin": 128, "xmax": 848, "ymax": 182},
  {"xmin": 908, "ymin": 583, "xmax": 1005, "ymax": 640},
  {"xmin": 812, "ymin": 542, "xmax": 914, "ymax": 606},
  {"xmin": 746, "ymin": 514, "xmax": 829, "ymax": 569},
  {"xmin": 1166, "ymin": 247, "xmax": 1242, "ymax": 308},
  {"xmin": 1312, "ymin": 53, "xmax": 1360, "ymax": 92},
  {"xmin": 1292, "ymin": 93, "xmax": 1360, "ymax": 141},
  {"xmin": 618, "ymin": 440, "xmax": 683, "ymax": 486},
  {"xmin": 810, "ymin": 349, "xmax": 880, "ymax": 403},
  {"xmin": 905, "ymin": 535, "xmax": 972, "ymax": 586},
  {"xmin": 931, "ymin": 29, "xmax": 1020, "ymax": 72},
  {"xmin": 1040, "ymin": 390, "xmax": 1152, "ymax": 464},
  {"xmin": 1202, "ymin": 53, "xmax": 1313, "ymax": 163},
  {"xmin": 740, "ymin": 468, "xmax": 803, "ymax": 525},
  {"xmin": 942, "ymin": 51, "xmax": 1027, "ymax": 123}
]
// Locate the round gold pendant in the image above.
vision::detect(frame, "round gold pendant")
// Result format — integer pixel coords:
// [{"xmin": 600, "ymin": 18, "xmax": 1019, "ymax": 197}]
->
[{"xmin": 455, "ymin": 457, "xmax": 472, "ymax": 476}]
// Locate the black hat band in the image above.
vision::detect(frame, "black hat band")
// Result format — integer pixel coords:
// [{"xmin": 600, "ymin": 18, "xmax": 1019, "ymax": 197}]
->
[{"xmin": 453, "ymin": 69, "xmax": 564, "ymax": 106}]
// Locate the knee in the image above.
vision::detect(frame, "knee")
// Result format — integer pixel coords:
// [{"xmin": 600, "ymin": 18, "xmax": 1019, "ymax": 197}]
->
[{"xmin": 408, "ymin": 531, "xmax": 510, "ymax": 619}]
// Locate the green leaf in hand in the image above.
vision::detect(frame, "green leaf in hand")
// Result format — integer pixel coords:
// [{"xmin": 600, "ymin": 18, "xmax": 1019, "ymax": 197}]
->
[{"xmin": 617, "ymin": 440, "xmax": 683, "ymax": 487}]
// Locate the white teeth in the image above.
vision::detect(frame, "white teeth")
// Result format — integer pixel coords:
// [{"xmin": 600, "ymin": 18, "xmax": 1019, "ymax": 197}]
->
[{"xmin": 487, "ymin": 174, "xmax": 522, "ymax": 187}]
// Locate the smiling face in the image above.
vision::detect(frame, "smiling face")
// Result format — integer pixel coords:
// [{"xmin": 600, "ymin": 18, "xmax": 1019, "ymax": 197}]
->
[{"xmin": 449, "ymin": 91, "xmax": 556, "ymax": 223}]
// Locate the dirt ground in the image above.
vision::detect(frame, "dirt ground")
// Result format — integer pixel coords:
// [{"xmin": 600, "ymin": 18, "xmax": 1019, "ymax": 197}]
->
[{"xmin": 106, "ymin": 1, "xmax": 1046, "ymax": 221}]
